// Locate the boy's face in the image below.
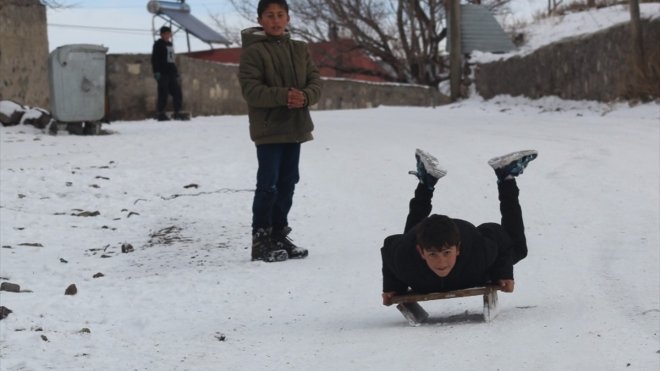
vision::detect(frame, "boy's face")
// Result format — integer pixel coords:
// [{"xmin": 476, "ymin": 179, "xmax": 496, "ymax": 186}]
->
[
  {"xmin": 258, "ymin": 3, "xmax": 290, "ymax": 36},
  {"xmin": 161, "ymin": 31, "xmax": 172, "ymax": 42},
  {"xmin": 416, "ymin": 245, "xmax": 460, "ymax": 278}
]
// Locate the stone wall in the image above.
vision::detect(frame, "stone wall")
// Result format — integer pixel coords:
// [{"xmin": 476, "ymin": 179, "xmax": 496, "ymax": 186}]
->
[
  {"xmin": 105, "ymin": 54, "xmax": 448, "ymax": 121},
  {"xmin": 475, "ymin": 18, "xmax": 660, "ymax": 101},
  {"xmin": 317, "ymin": 79, "xmax": 445, "ymax": 110},
  {"xmin": 106, "ymin": 55, "xmax": 244, "ymax": 120},
  {"xmin": 0, "ymin": 0, "xmax": 49, "ymax": 108}
]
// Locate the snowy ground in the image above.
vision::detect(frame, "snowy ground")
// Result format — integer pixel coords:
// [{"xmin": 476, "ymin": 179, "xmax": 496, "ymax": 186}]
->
[{"xmin": 1, "ymin": 96, "xmax": 658, "ymax": 370}]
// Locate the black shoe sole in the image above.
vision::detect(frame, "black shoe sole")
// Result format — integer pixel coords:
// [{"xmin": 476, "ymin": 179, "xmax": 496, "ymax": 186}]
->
[
  {"xmin": 263, "ymin": 250, "xmax": 288, "ymax": 262},
  {"xmin": 288, "ymin": 250, "xmax": 309, "ymax": 259},
  {"xmin": 251, "ymin": 249, "xmax": 288, "ymax": 262}
]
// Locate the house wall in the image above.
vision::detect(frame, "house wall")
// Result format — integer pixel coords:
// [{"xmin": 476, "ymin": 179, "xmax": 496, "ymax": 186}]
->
[
  {"xmin": 0, "ymin": 0, "xmax": 49, "ymax": 108},
  {"xmin": 105, "ymin": 54, "xmax": 448, "ymax": 121},
  {"xmin": 475, "ymin": 18, "xmax": 660, "ymax": 101}
]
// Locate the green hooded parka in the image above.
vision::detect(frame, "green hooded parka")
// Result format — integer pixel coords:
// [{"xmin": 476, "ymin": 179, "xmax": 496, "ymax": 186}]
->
[{"xmin": 239, "ymin": 27, "xmax": 322, "ymax": 145}]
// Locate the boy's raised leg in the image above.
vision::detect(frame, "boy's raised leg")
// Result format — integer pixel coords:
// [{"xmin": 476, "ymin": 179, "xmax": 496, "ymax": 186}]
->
[
  {"xmin": 488, "ymin": 150, "xmax": 538, "ymax": 264},
  {"xmin": 404, "ymin": 149, "xmax": 447, "ymax": 233}
]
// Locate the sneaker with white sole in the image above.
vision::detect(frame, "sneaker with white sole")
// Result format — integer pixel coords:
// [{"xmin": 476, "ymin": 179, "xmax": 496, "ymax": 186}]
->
[
  {"xmin": 488, "ymin": 150, "xmax": 538, "ymax": 182},
  {"xmin": 408, "ymin": 149, "xmax": 447, "ymax": 190}
]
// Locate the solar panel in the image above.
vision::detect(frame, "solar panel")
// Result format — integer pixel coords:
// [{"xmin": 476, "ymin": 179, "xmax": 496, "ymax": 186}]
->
[
  {"xmin": 161, "ymin": 8, "xmax": 231, "ymax": 44},
  {"xmin": 147, "ymin": 1, "xmax": 231, "ymax": 45}
]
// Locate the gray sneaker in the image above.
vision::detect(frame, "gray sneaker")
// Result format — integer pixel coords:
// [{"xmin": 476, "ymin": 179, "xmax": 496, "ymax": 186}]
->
[
  {"xmin": 408, "ymin": 149, "xmax": 447, "ymax": 190},
  {"xmin": 488, "ymin": 150, "xmax": 538, "ymax": 182}
]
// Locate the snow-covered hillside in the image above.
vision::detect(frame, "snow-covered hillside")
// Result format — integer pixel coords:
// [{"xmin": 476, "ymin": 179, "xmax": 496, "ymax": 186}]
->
[{"xmin": 473, "ymin": 2, "xmax": 660, "ymax": 63}]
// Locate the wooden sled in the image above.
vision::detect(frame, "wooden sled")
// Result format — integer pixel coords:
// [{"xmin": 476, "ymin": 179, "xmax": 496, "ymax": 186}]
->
[{"xmin": 391, "ymin": 286, "xmax": 499, "ymax": 326}]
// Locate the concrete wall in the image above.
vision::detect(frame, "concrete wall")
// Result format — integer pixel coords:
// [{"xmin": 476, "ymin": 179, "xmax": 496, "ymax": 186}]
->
[
  {"xmin": 0, "ymin": 0, "xmax": 49, "ymax": 108},
  {"xmin": 105, "ymin": 54, "xmax": 448, "ymax": 121},
  {"xmin": 475, "ymin": 18, "xmax": 660, "ymax": 101}
]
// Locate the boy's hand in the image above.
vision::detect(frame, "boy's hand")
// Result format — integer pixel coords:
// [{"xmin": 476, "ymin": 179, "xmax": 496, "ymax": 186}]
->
[
  {"xmin": 497, "ymin": 279, "xmax": 514, "ymax": 292},
  {"xmin": 382, "ymin": 291, "xmax": 397, "ymax": 306},
  {"xmin": 287, "ymin": 88, "xmax": 306, "ymax": 109}
]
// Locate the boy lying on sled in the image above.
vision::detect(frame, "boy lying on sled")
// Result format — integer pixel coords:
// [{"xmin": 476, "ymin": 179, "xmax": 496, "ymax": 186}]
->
[{"xmin": 381, "ymin": 149, "xmax": 538, "ymax": 306}]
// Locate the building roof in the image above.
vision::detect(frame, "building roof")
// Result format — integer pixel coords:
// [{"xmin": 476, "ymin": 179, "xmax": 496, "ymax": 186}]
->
[
  {"xmin": 186, "ymin": 48, "xmax": 242, "ymax": 64},
  {"xmin": 185, "ymin": 38, "xmax": 390, "ymax": 83},
  {"xmin": 447, "ymin": 4, "xmax": 515, "ymax": 53}
]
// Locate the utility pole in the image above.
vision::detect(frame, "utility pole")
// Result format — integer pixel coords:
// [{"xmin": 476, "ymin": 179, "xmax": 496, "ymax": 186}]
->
[
  {"xmin": 629, "ymin": 0, "xmax": 645, "ymax": 79},
  {"xmin": 449, "ymin": 0, "xmax": 462, "ymax": 101}
]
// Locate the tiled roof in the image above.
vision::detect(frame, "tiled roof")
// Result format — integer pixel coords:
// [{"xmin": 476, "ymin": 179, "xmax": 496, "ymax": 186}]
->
[{"xmin": 185, "ymin": 39, "xmax": 390, "ymax": 83}]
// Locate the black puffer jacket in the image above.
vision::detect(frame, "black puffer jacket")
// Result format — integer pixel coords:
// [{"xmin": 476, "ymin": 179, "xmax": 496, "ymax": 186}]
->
[
  {"xmin": 380, "ymin": 216, "xmax": 514, "ymax": 294},
  {"xmin": 151, "ymin": 39, "xmax": 178, "ymax": 75}
]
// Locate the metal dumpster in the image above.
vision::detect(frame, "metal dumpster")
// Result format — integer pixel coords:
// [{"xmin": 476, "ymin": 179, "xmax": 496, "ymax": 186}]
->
[{"xmin": 48, "ymin": 44, "xmax": 108, "ymax": 134}]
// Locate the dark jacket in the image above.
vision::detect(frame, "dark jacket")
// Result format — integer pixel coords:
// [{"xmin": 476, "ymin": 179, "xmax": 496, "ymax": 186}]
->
[
  {"xmin": 380, "ymin": 216, "xmax": 514, "ymax": 294},
  {"xmin": 238, "ymin": 27, "xmax": 322, "ymax": 145},
  {"xmin": 151, "ymin": 39, "xmax": 178, "ymax": 75}
]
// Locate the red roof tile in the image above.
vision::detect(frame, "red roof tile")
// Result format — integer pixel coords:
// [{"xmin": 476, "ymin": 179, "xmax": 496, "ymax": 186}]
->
[{"xmin": 185, "ymin": 39, "xmax": 390, "ymax": 83}]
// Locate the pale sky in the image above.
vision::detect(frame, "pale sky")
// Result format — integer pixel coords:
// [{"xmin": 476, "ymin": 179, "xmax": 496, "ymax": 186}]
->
[
  {"xmin": 47, "ymin": 0, "xmax": 252, "ymax": 53},
  {"xmin": 46, "ymin": 0, "xmax": 547, "ymax": 54}
]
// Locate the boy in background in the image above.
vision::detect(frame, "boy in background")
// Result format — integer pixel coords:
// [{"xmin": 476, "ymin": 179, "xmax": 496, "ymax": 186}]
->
[{"xmin": 151, "ymin": 26, "xmax": 186, "ymax": 121}]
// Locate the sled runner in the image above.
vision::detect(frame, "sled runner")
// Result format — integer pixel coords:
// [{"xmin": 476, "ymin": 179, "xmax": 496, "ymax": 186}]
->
[{"xmin": 391, "ymin": 286, "xmax": 499, "ymax": 326}]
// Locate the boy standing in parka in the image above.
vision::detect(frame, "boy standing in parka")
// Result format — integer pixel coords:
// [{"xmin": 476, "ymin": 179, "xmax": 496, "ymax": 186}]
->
[
  {"xmin": 239, "ymin": 0, "xmax": 322, "ymax": 263},
  {"xmin": 381, "ymin": 149, "xmax": 538, "ymax": 306}
]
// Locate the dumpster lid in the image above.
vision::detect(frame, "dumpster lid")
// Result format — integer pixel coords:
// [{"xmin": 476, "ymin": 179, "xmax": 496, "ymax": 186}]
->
[{"xmin": 52, "ymin": 44, "xmax": 109, "ymax": 65}]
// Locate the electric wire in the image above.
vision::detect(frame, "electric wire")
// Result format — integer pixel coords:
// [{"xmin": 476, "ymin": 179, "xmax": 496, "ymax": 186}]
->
[{"xmin": 48, "ymin": 23, "xmax": 152, "ymax": 35}]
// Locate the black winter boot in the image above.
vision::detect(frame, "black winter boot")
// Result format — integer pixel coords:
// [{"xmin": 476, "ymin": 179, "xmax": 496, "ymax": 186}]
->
[
  {"xmin": 156, "ymin": 112, "xmax": 170, "ymax": 121},
  {"xmin": 272, "ymin": 226, "xmax": 308, "ymax": 259},
  {"xmin": 172, "ymin": 112, "xmax": 190, "ymax": 121},
  {"xmin": 252, "ymin": 228, "xmax": 288, "ymax": 262}
]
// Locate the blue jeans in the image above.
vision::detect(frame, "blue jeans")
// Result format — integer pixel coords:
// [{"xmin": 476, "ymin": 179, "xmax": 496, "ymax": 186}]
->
[{"xmin": 252, "ymin": 143, "xmax": 301, "ymax": 233}]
